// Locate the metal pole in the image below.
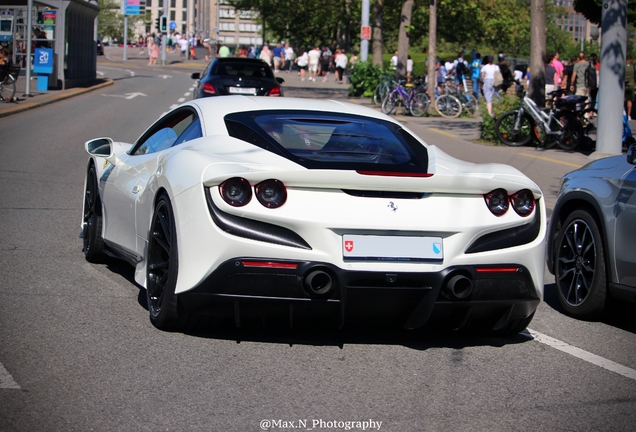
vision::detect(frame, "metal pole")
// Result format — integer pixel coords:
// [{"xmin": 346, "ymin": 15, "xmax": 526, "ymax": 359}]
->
[
  {"xmin": 361, "ymin": 0, "xmax": 369, "ymax": 62},
  {"xmin": 24, "ymin": 0, "xmax": 33, "ymax": 97},
  {"xmin": 161, "ymin": 0, "xmax": 167, "ymax": 65},
  {"xmin": 123, "ymin": 15, "xmax": 128, "ymax": 60},
  {"xmin": 596, "ymin": 0, "xmax": 627, "ymax": 155}
]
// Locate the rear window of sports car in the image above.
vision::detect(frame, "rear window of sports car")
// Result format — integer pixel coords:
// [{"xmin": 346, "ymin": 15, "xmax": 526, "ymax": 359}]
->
[{"xmin": 224, "ymin": 111, "xmax": 429, "ymax": 172}]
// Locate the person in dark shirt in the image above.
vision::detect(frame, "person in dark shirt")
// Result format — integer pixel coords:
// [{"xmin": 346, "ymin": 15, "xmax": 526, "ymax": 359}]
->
[{"xmin": 34, "ymin": 28, "xmax": 50, "ymax": 49}]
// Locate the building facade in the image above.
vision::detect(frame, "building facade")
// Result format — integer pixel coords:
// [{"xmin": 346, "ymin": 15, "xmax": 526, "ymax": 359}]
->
[{"xmin": 554, "ymin": 0, "xmax": 600, "ymax": 45}]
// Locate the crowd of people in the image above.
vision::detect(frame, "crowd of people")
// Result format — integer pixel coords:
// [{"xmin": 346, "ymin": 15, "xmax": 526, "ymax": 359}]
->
[{"xmin": 432, "ymin": 49, "xmax": 606, "ymax": 118}]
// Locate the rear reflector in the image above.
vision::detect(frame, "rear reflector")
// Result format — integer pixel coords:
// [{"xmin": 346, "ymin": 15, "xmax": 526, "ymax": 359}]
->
[
  {"xmin": 475, "ymin": 267, "xmax": 520, "ymax": 273},
  {"xmin": 241, "ymin": 261, "xmax": 298, "ymax": 269},
  {"xmin": 356, "ymin": 170, "xmax": 433, "ymax": 177}
]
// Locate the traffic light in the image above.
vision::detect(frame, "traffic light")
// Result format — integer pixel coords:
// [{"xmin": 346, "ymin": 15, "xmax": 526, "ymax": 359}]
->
[
  {"xmin": 155, "ymin": 17, "xmax": 160, "ymax": 32},
  {"xmin": 160, "ymin": 15, "xmax": 167, "ymax": 33}
]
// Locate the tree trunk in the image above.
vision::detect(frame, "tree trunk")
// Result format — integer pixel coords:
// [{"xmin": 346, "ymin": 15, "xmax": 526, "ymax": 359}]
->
[
  {"xmin": 427, "ymin": 0, "xmax": 437, "ymax": 114},
  {"xmin": 396, "ymin": 0, "xmax": 413, "ymax": 80},
  {"xmin": 529, "ymin": 0, "xmax": 546, "ymax": 106},
  {"xmin": 372, "ymin": 0, "xmax": 384, "ymax": 67}
]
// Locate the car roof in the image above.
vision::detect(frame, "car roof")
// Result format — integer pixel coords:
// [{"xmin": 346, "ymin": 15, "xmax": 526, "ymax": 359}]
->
[{"xmin": 186, "ymin": 96, "xmax": 397, "ymax": 135}]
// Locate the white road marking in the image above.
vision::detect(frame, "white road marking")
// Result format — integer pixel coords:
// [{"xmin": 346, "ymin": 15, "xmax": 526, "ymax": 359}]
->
[
  {"xmin": 169, "ymin": 104, "xmax": 179, "ymax": 109},
  {"xmin": 184, "ymin": 92, "xmax": 191, "ymax": 96},
  {"xmin": 177, "ymin": 98, "xmax": 185, "ymax": 102},
  {"xmin": 0, "ymin": 361, "xmax": 20, "ymax": 389},
  {"xmin": 525, "ymin": 329, "xmax": 636, "ymax": 381},
  {"xmin": 126, "ymin": 70, "xmax": 135, "ymax": 77}
]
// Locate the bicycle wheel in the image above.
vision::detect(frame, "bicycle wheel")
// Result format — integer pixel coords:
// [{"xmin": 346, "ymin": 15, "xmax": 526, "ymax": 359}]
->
[
  {"xmin": 495, "ymin": 110, "xmax": 534, "ymax": 146},
  {"xmin": 0, "ymin": 75, "xmax": 16, "ymax": 102},
  {"xmin": 382, "ymin": 91, "xmax": 399, "ymax": 115},
  {"xmin": 409, "ymin": 92, "xmax": 430, "ymax": 117},
  {"xmin": 435, "ymin": 94, "xmax": 462, "ymax": 118},
  {"xmin": 555, "ymin": 111, "xmax": 583, "ymax": 151},
  {"xmin": 373, "ymin": 83, "xmax": 384, "ymax": 105}
]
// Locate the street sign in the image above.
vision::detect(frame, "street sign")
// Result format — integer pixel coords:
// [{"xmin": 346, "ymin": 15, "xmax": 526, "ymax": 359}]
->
[
  {"xmin": 122, "ymin": 0, "xmax": 145, "ymax": 15},
  {"xmin": 361, "ymin": 25, "xmax": 371, "ymax": 41},
  {"xmin": 170, "ymin": 21, "xmax": 176, "ymax": 30}
]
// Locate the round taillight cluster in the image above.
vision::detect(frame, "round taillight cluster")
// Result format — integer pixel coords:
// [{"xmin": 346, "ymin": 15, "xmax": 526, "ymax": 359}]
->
[
  {"xmin": 219, "ymin": 178, "xmax": 287, "ymax": 208},
  {"xmin": 255, "ymin": 179, "xmax": 287, "ymax": 208},
  {"xmin": 484, "ymin": 188, "xmax": 535, "ymax": 217},
  {"xmin": 510, "ymin": 189, "xmax": 535, "ymax": 216}
]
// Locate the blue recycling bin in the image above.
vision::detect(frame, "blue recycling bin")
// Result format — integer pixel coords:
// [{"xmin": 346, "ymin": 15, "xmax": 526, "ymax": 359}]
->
[{"xmin": 33, "ymin": 48, "xmax": 54, "ymax": 91}]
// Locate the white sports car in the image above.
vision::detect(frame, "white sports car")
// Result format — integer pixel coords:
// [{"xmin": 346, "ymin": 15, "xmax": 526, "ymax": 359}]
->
[{"xmin": 82, "ymin": 96, "xmax": 546, "ymax": 334}]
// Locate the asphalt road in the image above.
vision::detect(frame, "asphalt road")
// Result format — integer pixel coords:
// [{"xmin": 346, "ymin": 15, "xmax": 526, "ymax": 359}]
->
[{"xmin": 0, "ymin": 58, "xmax": 635, "ymax": 431}]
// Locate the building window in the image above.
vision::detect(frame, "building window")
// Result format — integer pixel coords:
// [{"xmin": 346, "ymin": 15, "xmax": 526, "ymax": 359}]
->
[
  {"xmin": 182, "ymin": 0, "xmax": 187, "ymax": 7},
  {"xmin": 219, "ymin": 22, "xmax": 235, "ymax": 31},
  {"xmin": 170, "ymin": 10, "xmax": 175, "ymax": 20},
  {"xmin": 146, "ymin": 0, "xmax": 152, "ymax": 6},
  {"xmin": 159, "ymin": 0, "xmax": 163, "ymax": 7},
  {"xmin": 219, "ymin": 8, "xmax": 236, "ymax": 19},
  {"xmin": 170, "ymin": 0, "xmax": 175, "ymax": 7},
  {"xmin": 182, "ymin": 11, "xmax": 186, "ymax": 21}
]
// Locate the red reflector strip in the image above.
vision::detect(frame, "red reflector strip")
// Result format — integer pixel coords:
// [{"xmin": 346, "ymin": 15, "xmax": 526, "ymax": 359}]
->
[
  {"xmin": 356, "ymin": 170, "xmax": 433, "ymax": 177},
  {"xmin": 475, "ymin": 267, "xmax": 520, "ymax": 273},
  {"xmin": 241, "ymin": 261, "xmax": 298, "ymax": 269}
]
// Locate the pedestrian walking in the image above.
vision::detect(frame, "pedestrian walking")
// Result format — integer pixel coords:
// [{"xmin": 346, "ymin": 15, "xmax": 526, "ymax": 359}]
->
[
  {"xmin": 307, "ymin": 46, "xmax": 321, "ymax": 81},
  {"xmin": 334, "ymin": 49, "xmax": 347, "ymax": 83},
  {"xmin": 480, "ymin": 55, "xmax": 500, "ymax": 117}
]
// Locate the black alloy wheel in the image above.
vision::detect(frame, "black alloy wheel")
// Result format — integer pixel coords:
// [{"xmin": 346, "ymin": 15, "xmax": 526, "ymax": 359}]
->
[
  {"xmin": 83, "ymin": 165, "xmax": 105, "ymax": 263},
  {"xmin": 146, "ymin": 194, "xmax": 192, "ymax": 330},
  {"xmin": 555, "ymin": 209, "xmax": 607, "ymax": 319}
]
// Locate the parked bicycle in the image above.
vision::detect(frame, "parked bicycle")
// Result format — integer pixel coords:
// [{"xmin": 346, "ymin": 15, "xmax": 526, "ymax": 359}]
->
[
  {"xmin": 0, "ymin": 63, "xmax": 20, "ymax": 103},
  {"xmin": 373, "ymin": 71, "xmax": 396, "ymax": 105},
  {"xmin": 495, "ymin": 90, "xmax": 584, "ymax": 150},
  {"xmin": 381, "ymin": 79, "xmax": 430, "ymax": 117}
]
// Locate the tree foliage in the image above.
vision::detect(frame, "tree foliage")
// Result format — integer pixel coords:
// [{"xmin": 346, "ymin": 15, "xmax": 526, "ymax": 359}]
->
[
  {"xmin": 98, "ymin": 0, "xmax": 134, "ymax": 41},
  {"xmin": 226, "ymin": 0, "xmax": 585, "ymax": 59},
  {"xmin": 573, "ymin": 0, "xmax": 636, "ymax": 25}
]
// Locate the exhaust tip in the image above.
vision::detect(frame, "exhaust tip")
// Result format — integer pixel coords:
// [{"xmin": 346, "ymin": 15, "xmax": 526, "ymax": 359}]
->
[
  {"xmin": 444, "ymin": 274, "xmax": 474, "ymax": 300},
  {"xmin": 304, "ymin": 270, "xmax": 333, "ymax": 296}
]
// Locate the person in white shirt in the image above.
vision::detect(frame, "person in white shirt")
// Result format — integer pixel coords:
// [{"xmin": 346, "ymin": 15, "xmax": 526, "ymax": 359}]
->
[
  {"xmin": 480, "ymin": 55, "xmax": 500, "ymax": 116},
  {"xmin": 178, "ymin": 37, "xmax": 189, "ymax": 60},
  {"xmin": 307, "ymin": 46, "xmax": 321, "ymax": 81},
  {"xmin": 390, "ymin": 51, "xmax": 398, "ymax": 70},
  {"xmin": 284, "ymin": 43, "xmax": 294, "ymax": 72},
  {"xmin": 334, "ymin": 49, "xmax": 348, "ymax": 83},
  {"xmin": 295, "ymin": 49, "xmax": 309, "ymax": 81}
]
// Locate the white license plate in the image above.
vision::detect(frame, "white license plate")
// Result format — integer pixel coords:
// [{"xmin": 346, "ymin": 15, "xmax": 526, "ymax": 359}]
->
[
  {"xmin": 343, "ymin": 235, "xmax": 443, "ymax": 262},
  {"xmin": 229, "ymin": 87, "xmax": 256, "ymax": 94}
]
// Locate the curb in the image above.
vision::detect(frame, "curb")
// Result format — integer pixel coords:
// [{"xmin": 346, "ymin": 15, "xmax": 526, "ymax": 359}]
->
[{"xmin": 0, "ymin": 79, "xmax": 114, "ymax": 118}]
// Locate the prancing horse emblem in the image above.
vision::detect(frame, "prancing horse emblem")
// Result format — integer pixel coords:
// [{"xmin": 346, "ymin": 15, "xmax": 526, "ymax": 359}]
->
[{"xmin": 387, "ymin": 201, "xmax": 398, "ymax": 212}]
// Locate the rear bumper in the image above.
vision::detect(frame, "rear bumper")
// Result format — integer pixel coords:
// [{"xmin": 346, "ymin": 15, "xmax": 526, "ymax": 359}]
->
[{"xmin": 178, "ymin": 258, "xmax": 540, "ymax": 330}]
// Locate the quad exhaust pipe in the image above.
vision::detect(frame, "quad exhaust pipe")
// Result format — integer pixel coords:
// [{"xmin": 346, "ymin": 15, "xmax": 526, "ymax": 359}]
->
[
  {"xmin": 444, "ymin": 274, "xmax": 474, "ymax": 299},
  {"xmin": 304, "ymin": 269, "xmax": 333, "ymax": 296}
]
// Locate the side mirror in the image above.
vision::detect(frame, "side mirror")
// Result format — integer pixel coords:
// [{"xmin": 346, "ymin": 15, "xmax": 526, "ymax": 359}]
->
[
  {"xmin": 276, "ymin": 77, "xmax": 285, "ymax": 84},
  {"xmin": 191, "ymin": 72, "xmax": 200, "ymax": 80},
  {"xmin": 627, "ymin": 143, "xmax": 636, "ymax": 165},
  {"xmin": 85, "ymin": 137, "xmax": 113, "ymax": 157}
]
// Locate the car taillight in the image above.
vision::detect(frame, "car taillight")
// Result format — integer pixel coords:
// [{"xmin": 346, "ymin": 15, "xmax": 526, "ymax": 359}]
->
[
  {"xmin": 268, "ymin": 86, "xmax": 281, "ymax": 97},
  {"xmin": 510, "ymin": 189, "xmax": 535, "ymax": 217},
  {"xmin": 203, "ymin": 82, "xmax": 217, "ymax": 95},
  {"xmin": 484, "ymin": 189, "xmax": 509, "ymax": 217},
  {"xmin": 219, "ymin": 177, "xmax": 251, "ymax": 206},
  {"xmin": 255, "ymin": 179, "xmax": 287, "ymax": 208}
]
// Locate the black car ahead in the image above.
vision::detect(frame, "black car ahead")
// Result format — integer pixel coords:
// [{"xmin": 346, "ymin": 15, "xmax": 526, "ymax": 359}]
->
[{"xmin": 191, "ymin": 57, "xmax": 284, "ymax": 98}]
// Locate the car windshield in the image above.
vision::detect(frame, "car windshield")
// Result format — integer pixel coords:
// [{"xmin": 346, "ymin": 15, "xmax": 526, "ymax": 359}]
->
[
  {"xmin": 214, "ymin": 62, "xmax": 274, "ymax": 79},
  {"xmin": 255, "ymin": 115, "xmax": 413, "ymax": 164}
]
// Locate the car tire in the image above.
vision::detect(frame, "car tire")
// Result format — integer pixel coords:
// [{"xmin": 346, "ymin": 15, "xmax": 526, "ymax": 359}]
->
[
  {"xmin": 83, "ymin": 164, "xmax": 105, "ymax": 263},
  {"xmin": 146, "ymin": 193, "xmax": 194, "ymax": 331},
  {"xmin": 555, "ymin": 209, "xmax": 607, "ymax": 319}
]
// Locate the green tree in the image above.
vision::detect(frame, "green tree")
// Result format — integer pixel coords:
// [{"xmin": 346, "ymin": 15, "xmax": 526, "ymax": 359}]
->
[
  {"xmin": 573, "ymin": 0, "xmax": 636, "ymax": 25},
  {"xmin": 98, "ymin": 0, "xmax": 133, "ymax": 42}
]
